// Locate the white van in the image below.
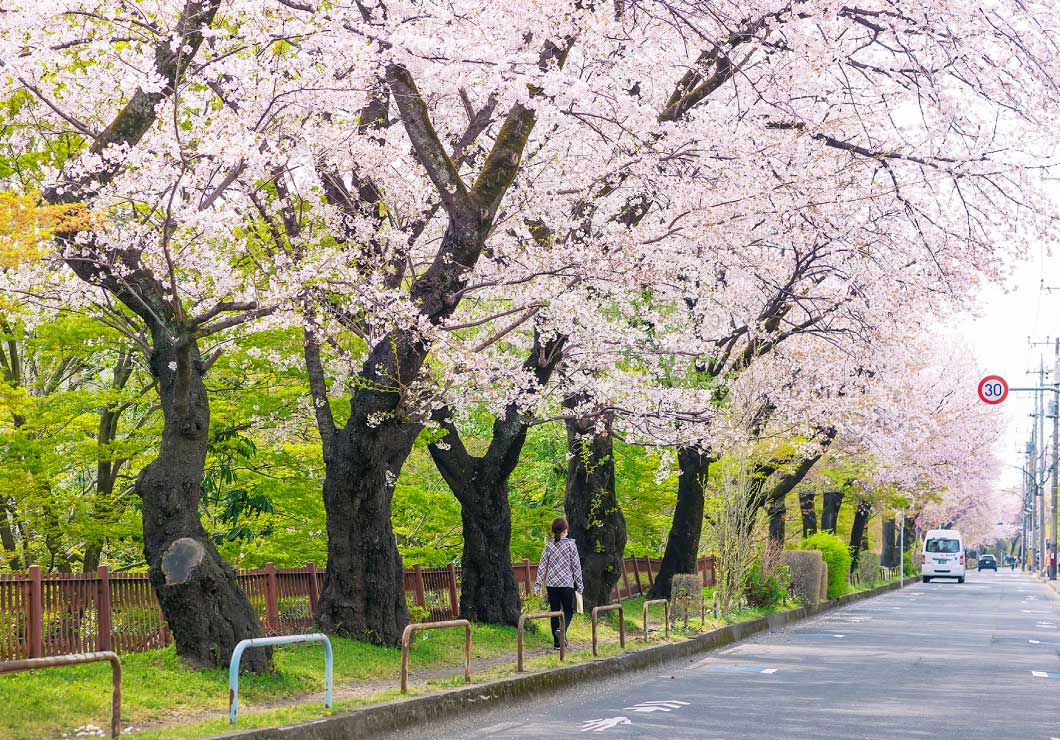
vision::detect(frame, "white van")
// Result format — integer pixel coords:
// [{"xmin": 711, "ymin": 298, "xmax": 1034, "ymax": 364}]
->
[{"xmin": 921, "ymin": 529, "xmax": 966, "ymax": 583}]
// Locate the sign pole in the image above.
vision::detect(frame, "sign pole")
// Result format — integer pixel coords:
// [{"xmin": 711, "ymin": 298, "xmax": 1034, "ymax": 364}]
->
[{"xmin": 899, "ymin": 510, "xmax": 904, "ymax": 588}]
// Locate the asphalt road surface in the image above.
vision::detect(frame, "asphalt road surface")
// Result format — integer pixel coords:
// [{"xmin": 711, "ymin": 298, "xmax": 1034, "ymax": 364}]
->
[{"xmin": 391, "ymin": 570, "xmax": 1060, "ymax": 740}]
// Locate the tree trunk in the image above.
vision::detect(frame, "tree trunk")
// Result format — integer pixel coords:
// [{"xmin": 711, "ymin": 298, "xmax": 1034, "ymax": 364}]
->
[
  {"xmin": 799, "ymin": 489, "xmax": 818, "ymax": 538},
  {"xmin": 84, "ymin": 352, "xmax": 134, "ymax": 573},
  {"xmin": 428, "ymin": 332, "xmax": 564, "ymax": 624},
  {"xmin": 650, "ymin": 447, "xmax": 711, "ymax": 599},
  {"xmin": 849, "ymin": 500, "xmax": 871, "ymax": 571},
  {"xmin": 763, "ymin": 453, "xmax": 824, "ymax": 546},
  {"xmin": 139, "ymin": 338, "xmax": 268, "ymax": 671},
  {"xmin": 821, "ymin": 490, "xmax": 843, "ymax": 533},
  {"xmin": 316, "ymin": 418, "xmax": 414, "ymax": 644},
  {"xmin": 564, "ymin": 404, "xmax": 626, "ymax": 610},
  {"xmin": 0, "ymin": 499, "xmax": 19, "ymax": 570},
  {"xmin": 427, "ymin": 422, "xmax": 525, "ymax": 627},
  {"xmin": 881, "ymin": 517, "xmax": 897, "ymax": 567}
]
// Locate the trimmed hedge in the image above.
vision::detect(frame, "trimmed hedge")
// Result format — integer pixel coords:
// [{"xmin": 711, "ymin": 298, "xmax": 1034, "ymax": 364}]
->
[
  {"xmin": 781, "ymin": 550, "xmax": 827, "ymax": 605},
  {"xmin": 801, "ymin": 532, "xmax": 853, "ymax": 598}
]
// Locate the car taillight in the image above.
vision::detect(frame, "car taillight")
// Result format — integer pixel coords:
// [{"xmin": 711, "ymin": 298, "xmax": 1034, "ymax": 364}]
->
[{"xmin": 959, "ymin": 554, "xmax": 965, "ymax": 565}]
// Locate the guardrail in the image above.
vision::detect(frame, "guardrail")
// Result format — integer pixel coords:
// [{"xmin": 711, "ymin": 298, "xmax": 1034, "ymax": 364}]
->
[
  {"xmin": 590, "ymin": 603, "xmax": 625, "ymax": 657},
  {"xmin": 517, "ymin": 611, "xmax": 565, "ymax": 671},
  {"xmin": 0, "ymin": 651, "xmax": 121, "ymax": 737},
  {"xmin": 228, "ymin": 634, "xmax": 332, "ymax": 724},
  {"xmin": 642, "ymin": 599, "xmax": 670, "ymax": 641},
  {"xmin": 401, "ymin": 619, "xmax": 472, "ymax": 694}
]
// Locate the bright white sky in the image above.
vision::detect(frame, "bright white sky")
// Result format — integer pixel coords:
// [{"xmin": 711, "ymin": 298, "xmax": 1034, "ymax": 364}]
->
[{"xmin": 949, "ymin": 243, "xmax": 1060, "ymax": 492}]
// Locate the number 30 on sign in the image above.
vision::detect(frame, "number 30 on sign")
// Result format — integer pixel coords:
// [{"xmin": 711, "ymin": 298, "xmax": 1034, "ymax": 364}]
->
[{"xmin": 978, "ymin": 375, "xmax": 1008, "ymax": 404}]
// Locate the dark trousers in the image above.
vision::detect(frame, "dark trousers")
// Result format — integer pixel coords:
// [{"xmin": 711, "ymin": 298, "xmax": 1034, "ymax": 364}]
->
[{"xmin": 546, "ymin": 586, "xmax": 575, "ymax": 646}]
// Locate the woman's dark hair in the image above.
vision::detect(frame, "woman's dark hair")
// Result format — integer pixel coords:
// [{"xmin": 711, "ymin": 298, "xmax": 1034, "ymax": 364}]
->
[{"xmin": 551, "ymin": 517, "xmax": 568, "ymax": 543}]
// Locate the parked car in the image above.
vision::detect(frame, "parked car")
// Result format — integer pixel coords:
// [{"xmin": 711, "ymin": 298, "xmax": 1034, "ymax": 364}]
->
[
  {"xmin": 977, "ymin": 554, "xmax": 997, "ymax": 572},
  {"xmin": 921, "ymin": 529, "xmax": 966, "ymax": 583}
]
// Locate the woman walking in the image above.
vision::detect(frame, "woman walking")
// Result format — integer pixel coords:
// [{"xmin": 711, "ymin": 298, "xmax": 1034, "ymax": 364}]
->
[{"xmin": 534, "ymin": 517, "xmax": 583, "ymax": 649}]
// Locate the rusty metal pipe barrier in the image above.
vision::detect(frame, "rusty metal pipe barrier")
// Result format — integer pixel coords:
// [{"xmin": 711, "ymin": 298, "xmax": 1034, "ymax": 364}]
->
[
  {"xmin": 400, "ymin": 619, "xmax": 472, "ymax": 694},
  {"xmin": 674, "ymin": 593, "xmax": 705, "ymax": 629},
  {"xmin": 590, "ymin": 603, "xmax": 625, "ymax": 656},
  {"xmin": 0, "ymin": 652, "xmax": 121, "ymax": 738},
  {"xmin": 517, "ymin": 611, "xmax": 564, "ymax": 671},
  {"xmin": 642, "ymin": 598, "xmax": 670, "ymax": 642}
]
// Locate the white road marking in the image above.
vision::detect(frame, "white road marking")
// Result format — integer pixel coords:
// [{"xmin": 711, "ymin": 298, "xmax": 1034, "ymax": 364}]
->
[
  {"xmin": 623, "ymin": 700, "xmax": 690, "ymax": 713},
  {"xmin": 581, "ymin": 717, "xmax": 632, "ymax": 732}
]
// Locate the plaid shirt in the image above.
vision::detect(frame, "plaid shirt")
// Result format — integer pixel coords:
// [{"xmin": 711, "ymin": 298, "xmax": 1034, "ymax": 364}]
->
[{"xmin": 535, "ymin": 537, "xmax": 583, "ymax": 592}]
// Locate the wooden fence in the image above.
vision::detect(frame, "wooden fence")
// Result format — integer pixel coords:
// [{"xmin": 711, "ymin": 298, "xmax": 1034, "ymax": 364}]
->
[{"xmin": 0, "ymin": 556, "xmax": 715, "ymax": 661}]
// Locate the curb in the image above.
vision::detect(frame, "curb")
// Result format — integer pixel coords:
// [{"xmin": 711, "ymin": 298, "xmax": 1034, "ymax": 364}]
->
[{"xmin": 214, "ymin": 578, "xmax": 914, "ymax": 740}]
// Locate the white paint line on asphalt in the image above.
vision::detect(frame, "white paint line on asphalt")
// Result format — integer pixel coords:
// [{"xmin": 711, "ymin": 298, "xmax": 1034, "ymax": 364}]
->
[
  {"xmin": 705, "ymin": 665, "xmax": 779, "ymax": 674},
  {"xmin": 1032, "ymin": 671, "xmax": 1060, "ymax": 679},
  {"xmin": 580, "ymin": 717, "xmax": 632, "ymax": 732},
  {"xmin": 1030, "ymin": 639, "xmax": 1060, "ymax": 646},
  {"xmin": 1022, "ymin": 610, "xmax": 1051, "ymax": 614}
]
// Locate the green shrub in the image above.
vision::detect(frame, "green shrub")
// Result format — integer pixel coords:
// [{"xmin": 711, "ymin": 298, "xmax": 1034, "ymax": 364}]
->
[
  {"xmin": 801, "ymin": 532, "xmax": 852, "ymax": 598},
  {"xmin": 781, "ymin": 550, "xmax": 826, "ymax": 605},
  {"xmin": 856, "ymin": 550, "xmax": 881, "ymax": 585},
  {"xmin": 745, "ymin": 560, "xmax": 790, "ymax": 608},
  {"xmin": 669, "ymin": 573, "xmax": 705, "ymax": 626}
]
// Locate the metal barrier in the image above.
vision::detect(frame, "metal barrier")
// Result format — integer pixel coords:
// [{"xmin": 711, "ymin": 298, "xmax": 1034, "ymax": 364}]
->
[
  {"xmin": 642, "ymin": 599, "xmax": 670, "ymax": 641},
  {"xmin": 229, "ymin": 634, "xmax": 333, "ymax": 724},
  {"xmin": 590, "ymin": 603, "xmax": 625, "ymax": 656},
  {"xmin": 401, "ymin": 619, "xmax": 471, "ymax": 693},
  {"xmin": 673, "ymin": 593, "xmax": 704, "ymax": 629},
  {"xmin": 0, "ymin": 652, "xmax": 121, "ymax": 738},
  {"xmin": 517, "ymin": 611, "xmax": 564, "ymax": 671}
]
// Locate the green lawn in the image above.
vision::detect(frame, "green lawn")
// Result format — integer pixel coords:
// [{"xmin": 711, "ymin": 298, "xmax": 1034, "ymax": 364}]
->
[{"xmin": 0, "ymin": 581, "xmax": 896, "ymax": 740}]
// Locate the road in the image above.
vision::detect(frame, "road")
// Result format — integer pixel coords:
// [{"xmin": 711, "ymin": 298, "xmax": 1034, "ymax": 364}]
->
[{"xmin": 391, "ymin": 570, "xmax": 1060, "ymax": 740}]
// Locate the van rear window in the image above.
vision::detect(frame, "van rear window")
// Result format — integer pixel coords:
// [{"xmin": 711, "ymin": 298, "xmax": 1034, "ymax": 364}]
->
[{"xmin": 926, "ymin": 538, "xmax": 960, "ymax": 553}]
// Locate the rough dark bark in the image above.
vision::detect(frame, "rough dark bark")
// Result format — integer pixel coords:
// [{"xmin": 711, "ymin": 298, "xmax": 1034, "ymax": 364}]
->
[
  {"xmin": 763, "ymin": 453, "xmax": 825, "ymax": 545},
  {"xmin": 650, "ymin": 447, "xmax": 712, "ymax": 599},
  {"xmin": 0, "ymin": 500, "xmax": 18, "ymax": 570},
  {"xmin": 39, "ymin": 0, "xmax": 267, "ymax": 669},
  {"xmin": 139, "ymin": 336, "xmax": 269, "ymax": 671},
  {"xmin": 848, "ymin": 500, "xmax": 871, "ymax": 571},
  {"xmin": 428, "ymin": 332, "xmax": 565, "ymax": 625},
  {"xmin": 306, "ymin": 50, "xmax": 560, "ymax": 644},
  {"xmin": 821, "ymin": 490, "xmax": 844, "ymax": 534},
  {"xmin": 799, "ymin": 489, "xmax": 818, "ymax": 538},
  {"xmin": 564, "ymin": 402, "xmax": 626, "ymax": 610},
  {"xmin": 881, "ymin": 517, "xmax": 898, "ymax": 567}
]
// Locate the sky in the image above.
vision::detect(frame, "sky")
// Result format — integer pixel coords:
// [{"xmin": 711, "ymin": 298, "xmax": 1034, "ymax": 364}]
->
[{"xmin": 950, "ymin": 243, "xmax": 1060, "ymax": 492}]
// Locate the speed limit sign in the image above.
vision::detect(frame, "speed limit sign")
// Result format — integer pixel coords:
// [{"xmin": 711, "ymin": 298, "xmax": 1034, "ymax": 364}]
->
[{"xmin": 978, "ymin": 375, "xmax": 1008, "ymax": 404}]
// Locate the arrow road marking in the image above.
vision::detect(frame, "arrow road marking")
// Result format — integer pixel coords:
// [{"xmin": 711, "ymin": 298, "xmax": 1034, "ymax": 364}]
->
[
  {"xmin": 581, "ymin": 717, "xmax": 632, "ymax": 732},
  {"xmin": 622, "ymin": 700, "xmax": 689, "ymax": 713}
]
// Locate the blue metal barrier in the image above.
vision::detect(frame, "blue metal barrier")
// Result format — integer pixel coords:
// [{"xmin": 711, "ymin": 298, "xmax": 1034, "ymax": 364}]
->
[{"xmin": 228, "ymin": 633, "xmax": 333, "ymax": 724}]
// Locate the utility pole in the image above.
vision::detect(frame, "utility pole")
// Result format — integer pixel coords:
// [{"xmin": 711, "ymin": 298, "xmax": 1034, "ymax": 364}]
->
[
  {"xmin": 1024, "ymin": 440, "xmax": 1032, "ymax": 571},
  {"xmin": 1052, "ymin": 338, "xmax": 1060, "ymax": 579},
  {"xmin": 1040, "ymin": 357, "xmax": 1048, "ymax": 576}
]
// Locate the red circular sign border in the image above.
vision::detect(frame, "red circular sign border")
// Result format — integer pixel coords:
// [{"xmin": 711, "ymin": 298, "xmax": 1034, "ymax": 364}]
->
[{"xmin": 978, "ymin": 375, "xmax": 1008, "ymax": 405}]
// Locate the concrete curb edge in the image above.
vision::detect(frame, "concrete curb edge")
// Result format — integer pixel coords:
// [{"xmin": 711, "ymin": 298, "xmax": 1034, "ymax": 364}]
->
[{"xmin": 213, "ymin": 577, "xmax": 914, "ymax": 740}]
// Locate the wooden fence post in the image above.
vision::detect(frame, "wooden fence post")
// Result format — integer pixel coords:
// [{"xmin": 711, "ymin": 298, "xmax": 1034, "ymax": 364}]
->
[
  {"xmin": 645, "ymin": 557, "xmax": 655, "ymax": 587},
  {"xmin": 96, "ymin": 565, "xmax": 113, "ymax": 652},
  {"xmin": 413, "ymin": 565, "xmax": 427, "ymax": 609},
  {"xmin": 263, "ymin": 562, "xmax": 280, "ymax": 633},
  {"xmin": 620, "ymin": 557, "xmax": 632, "ymax": 598},
  {"xmin": 27, "ymin": 565, "xmax": 43, "ymax": 658},
  {"xmin": 447, "ymin": 564, "xmax": 459, "ymax": 616},
  {"xmin": 630, "ymin": 557, "xmax": 642, "ymax": 595},
  {"xmin": 307, "ymin": 562, "xmax": 320, "ymax": 616},
  {"xmin": 521, "ymin": 558, "xmax": 532, "ymax": 596}
]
